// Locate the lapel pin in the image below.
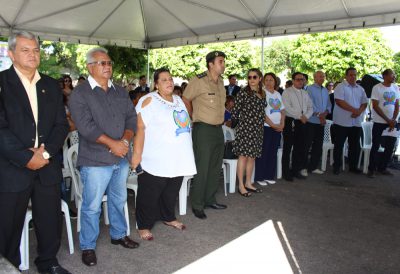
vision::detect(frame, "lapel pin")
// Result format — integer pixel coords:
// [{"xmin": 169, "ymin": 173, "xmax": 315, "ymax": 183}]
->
[{"xmin": 42, "ymin": 89, "xmax": 45, "ymax": 93}]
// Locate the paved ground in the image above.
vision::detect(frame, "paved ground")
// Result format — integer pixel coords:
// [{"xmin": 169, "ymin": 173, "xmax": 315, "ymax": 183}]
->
[{"xmin": 21, "ymin": 165, "xmax": 400, "ymax": 274}]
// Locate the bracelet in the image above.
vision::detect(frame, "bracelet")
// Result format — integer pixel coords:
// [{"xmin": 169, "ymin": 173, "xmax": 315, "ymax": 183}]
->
[{"xmin": 121, "ymin": 139, "xmax": 129, "ymax": 147}]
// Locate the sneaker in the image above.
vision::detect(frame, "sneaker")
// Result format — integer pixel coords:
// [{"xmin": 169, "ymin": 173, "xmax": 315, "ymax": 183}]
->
[
  {"xmin": 257, "ymin": 181, "xmax": 268, "ymax": 186},
  {"xmin": 266, "ymin": 180, "xmax": 276, "ymax": 184},
  {"xmin": 300, "ymin": 169, "xmax": 308, "ymax": 177},
  {"xmin": 311, "ymin": 169, "xmax": 324, "ymax": 174}
]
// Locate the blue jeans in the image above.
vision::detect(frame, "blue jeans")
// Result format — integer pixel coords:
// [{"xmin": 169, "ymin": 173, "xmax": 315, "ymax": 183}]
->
[{"xmin": 79, "ymin": 159, "xmax": 129, "ymax": 250}]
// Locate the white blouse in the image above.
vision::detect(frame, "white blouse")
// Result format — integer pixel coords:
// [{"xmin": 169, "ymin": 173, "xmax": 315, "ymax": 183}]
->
[{"xmin": 136, "ymin": 92, "xmax": 197, "ymax": 177}]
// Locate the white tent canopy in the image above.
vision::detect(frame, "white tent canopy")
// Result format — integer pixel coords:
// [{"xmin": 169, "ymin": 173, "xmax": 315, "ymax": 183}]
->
[{"xmin": 1, "ymin": 0, "xmax": 400, "ymax": 49}]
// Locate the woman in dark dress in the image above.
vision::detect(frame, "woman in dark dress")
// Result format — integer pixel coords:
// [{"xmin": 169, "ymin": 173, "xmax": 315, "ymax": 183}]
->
[{"xmin": 231, "ymin": 68, "xmax": 266, "ymax": 197}]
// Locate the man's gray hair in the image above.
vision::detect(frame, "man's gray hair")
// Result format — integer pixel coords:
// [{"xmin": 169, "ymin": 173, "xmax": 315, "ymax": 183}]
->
[
  {"xmin": 86, "ymin": 47, "xmax": 108, "ymax": 64},
  {"xmin": 8, "ymin": 31, "xmax": 39, "ymax": 51}
]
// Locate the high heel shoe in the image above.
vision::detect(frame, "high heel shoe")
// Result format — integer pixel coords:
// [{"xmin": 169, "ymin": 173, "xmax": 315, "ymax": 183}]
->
[{"xmin": 238, "ymin": 189, "xmax": 252, "ymax": 197}]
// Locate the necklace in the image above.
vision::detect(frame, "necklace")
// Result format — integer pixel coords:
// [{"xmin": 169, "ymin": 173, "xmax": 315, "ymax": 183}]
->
[{"xmin": 155, "ymin": 92, "xmax": 180, "ymax": 108}]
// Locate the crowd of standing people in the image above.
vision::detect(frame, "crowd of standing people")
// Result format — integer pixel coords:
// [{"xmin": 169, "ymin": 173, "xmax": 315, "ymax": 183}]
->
[{"xmin": 0, "ymin": 31, "xmax": 399, "ymax": 274}]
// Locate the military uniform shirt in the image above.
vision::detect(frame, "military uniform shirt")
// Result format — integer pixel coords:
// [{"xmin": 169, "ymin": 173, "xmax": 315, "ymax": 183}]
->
[{"xmin": 184, "ymin": 71, "xmax": 226, "ymax": 125}]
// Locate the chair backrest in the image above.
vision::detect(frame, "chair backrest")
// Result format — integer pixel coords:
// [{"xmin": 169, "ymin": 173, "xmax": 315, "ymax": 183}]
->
[
  {"xmin": 69, "ymin": 130, "xmax": 79, "ymax": 145},
  {"xmin": 222, "ymin": 125, "xmax": 235, "ymax": 142},
  {"xmin": 62, "ymin": 132, "xmax": 72, "ymax": 169},
  {"xmin": 67, "ymin": 144, "xmax": 82, "ymax": 202},
  {"xmin": 323, "ymin": 120, "xmax": 334, "ymax": 144},
  {"xmin": 361, "ymin": 121, "xmax": 373, "ymax": 146}
]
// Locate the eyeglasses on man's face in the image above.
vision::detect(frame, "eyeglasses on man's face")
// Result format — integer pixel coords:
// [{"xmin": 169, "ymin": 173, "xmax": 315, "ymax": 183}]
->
[
  {"xmin": 294, "ymin": 78, "xmax": 305, "ymax": 81},
  {"xmin": 89, "ymin": 61, "xmax": 114, "ymax": 66}
]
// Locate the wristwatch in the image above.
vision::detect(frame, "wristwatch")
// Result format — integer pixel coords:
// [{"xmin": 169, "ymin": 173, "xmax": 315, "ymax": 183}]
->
[{"xmin": 42, "ymin": 150, "xmax": 51, "ymax": 160}]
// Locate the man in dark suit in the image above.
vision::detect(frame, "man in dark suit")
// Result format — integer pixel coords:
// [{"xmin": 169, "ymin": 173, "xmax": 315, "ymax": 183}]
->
[
  {"xmin": 225, "ymin": 74, "xmax": 240, "ymax": 96},
  {"xmin": 0, "ymin": 31, "xmax": 70, "ymax": 274}
]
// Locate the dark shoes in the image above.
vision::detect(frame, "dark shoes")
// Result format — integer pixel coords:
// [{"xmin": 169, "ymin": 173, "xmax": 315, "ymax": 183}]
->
[
  {"xmin": 379, "ymin": 169, "xmax": 393, "ymax": 176},
  {"xmin": 111, "ymin": 236, "xmax": 140, "ymax": 249},
  {"xmin": 367, "ymin": 170, "xmax": 376, "ymax": 178},
  {"xmin": 244, "ymin": 187, "xmax": 262, "ymax": 193},
  {"xmin": 205, "ymin": 203, "xmax": 227, "ymax": 210},
  {"xmin": 293, "ymin": 173, "xmax": 306, "ymax": 180},
  {"xmin": 40, "ymin": 265, "xmax": 71, "ymax": 274},
  {"xmin": 192, "ymin": 209, "xmax": 207, "ymax": 219},
  {"xmin": 82, "ymin": 249, "xmax": 97, "ymax": 266},
  {"xmin": 349, "ymin": 168, "xmax": 362, "ymax": 174}
]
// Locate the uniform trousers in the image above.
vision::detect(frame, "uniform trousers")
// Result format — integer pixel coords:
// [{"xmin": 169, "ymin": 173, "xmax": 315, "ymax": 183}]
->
[
  {"xmin": 191, "ymin": 122, "xmax": 224, "ymax": 210},
  {"xmin": 333, "ymin": 124, "xmax": 361, "ymax": 171},
  {"xmin": 282, "ymin": 117, "xmax": 308, "ymax": 177},
  {"xmin": 368, "ymin": 122, "xmax": 397, "ymax": 172},
  {"xmin": 136, "ymin": 171, "xmax": 183, "ymax": 229},
  {"xmin": 305, "ymin": 122, "xmax": 325, "ymax": 171},
  {"xmin": 254, "ymin": 126, "xmax": 281, "ymax": 181},
  {"xmin": 0, "ymin": 176, "xmax": 61, "ymax": 271}
]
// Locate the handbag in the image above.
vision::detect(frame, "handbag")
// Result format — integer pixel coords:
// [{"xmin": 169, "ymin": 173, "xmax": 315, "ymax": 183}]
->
[{"xmin": 223, "ymin": 141, "xmax": 237, "ymax": 159}]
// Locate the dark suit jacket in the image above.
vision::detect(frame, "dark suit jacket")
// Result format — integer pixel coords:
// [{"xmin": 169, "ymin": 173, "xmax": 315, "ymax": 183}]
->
[
  {"xmin": 0, "ymin": 66, "xmax": 69, "ymax": 192},
  {"xmin": 225, "ymin": 85, "xmax": 240, "ymax": 97}
]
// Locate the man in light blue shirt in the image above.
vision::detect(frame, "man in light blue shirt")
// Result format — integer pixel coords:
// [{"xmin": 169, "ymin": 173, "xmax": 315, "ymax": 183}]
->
[
  {"xmin": 332, "ymin": 67, "xmax": 368, "ymax": 174},
  {"xmin": 305, "ymin": 71, "xmax": 331, "ymax": 175}
]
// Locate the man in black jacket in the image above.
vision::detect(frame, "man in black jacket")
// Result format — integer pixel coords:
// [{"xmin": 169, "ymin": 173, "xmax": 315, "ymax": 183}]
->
[
  {"xmin": 0, "ymin": 31, "xmax": 70, "ymax": 274},
  {"xmin": 225, "ymin": 74, "xmax": 240, "ymax": 96}
]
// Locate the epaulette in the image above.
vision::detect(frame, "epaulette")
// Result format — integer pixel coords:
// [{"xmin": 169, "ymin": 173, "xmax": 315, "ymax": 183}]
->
[{"xmin": 197, "ymin": 72, "xmax": 207, "ymax": 79}]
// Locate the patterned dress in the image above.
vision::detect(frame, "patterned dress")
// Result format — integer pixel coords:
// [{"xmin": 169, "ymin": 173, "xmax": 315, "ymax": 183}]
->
[{"xmin": 232, "ymin": 88, "xmax": 267, "ymax": 158}]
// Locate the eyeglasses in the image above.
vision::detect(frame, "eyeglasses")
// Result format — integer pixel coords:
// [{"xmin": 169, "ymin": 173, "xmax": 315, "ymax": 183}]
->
[
  {"xmin": 64, "ymin": 79, "xmax": 71, "ymax": 82},
  {"xmin": 294, "ymin": 78, "xmax": 305, "ymax": 81},
  {"xmin": 89, "ymin": 61, "xmax": 114, "ymax": 66},
  {"xmin": 248, "ymin": 75, "xmax": 258, "ymax": 80}
]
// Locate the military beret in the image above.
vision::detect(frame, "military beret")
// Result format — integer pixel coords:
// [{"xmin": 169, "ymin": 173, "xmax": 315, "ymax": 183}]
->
[{"xmin": 206, "ymin": 51, "xmax": 226, "ymax": 63}]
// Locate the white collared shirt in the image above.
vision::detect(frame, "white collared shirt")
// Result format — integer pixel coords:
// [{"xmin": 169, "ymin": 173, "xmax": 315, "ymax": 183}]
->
[
  {"xmin": 14, "ymin": 66, "xmax": 41, "ymax": 148},
  {"xmin": 88, "ymin": 75, "xmax": 114, "ymax": 90}
]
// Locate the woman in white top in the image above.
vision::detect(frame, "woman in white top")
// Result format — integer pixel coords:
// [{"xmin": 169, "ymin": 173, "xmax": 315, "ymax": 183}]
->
[
  {"xmin": 255, "ymin": 72, "xmax": 285, "ymax": 185},
  {"xmin": 131, "ymin": 68, "xmax": 196, "ymax": 241}
]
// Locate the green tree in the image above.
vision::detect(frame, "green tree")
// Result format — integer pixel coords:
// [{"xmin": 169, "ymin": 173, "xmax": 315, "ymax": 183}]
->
[
  {"xmin": 260, "ymin": 38, "xmax": 293, "ymax": 76},
  {"xmin": 393, "ymin": 52, "xmax": 400, "ymax": 83},
  {"xmin": 290, "ymin": 29, "xmax": 394, "ymax": 82},
  {"xmin": 149, "ymin": 41, "xmax": 257, "ymax": 80}
]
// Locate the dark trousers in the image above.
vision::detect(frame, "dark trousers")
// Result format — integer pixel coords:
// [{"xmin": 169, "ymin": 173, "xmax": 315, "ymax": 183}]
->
[
  {"xmin": 255, "ymin": 126, "xmax": 281, "ymax": 181},
  {"xmin": 0, "ymin": 176, "xmax": 61, "ymax": 271},
  {"xmin": 333, "ymin": 124, "xmax": 361, "ymax": 171},
  {"xmin": 136, "ymin": 171, "xmax": 183, "ymax": 230},
  {"xmin": 368, "ymin": 122, "xmax": 397, "ymax": 172},
  {"xmin": 191, "ymin": 122, "xmax": 224, "ymax": 210},
  {"xmin": 282, "ymin": 117, "xmax": 308, "ymax": 177},
  {"xmin": 305, "ymin": 122, "xmax": 325, "ymax": 171}
]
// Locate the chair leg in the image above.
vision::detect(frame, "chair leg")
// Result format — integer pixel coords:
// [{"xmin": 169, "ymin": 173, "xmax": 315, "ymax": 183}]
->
[
  {"xmin": 103, "ymin": 201, "xmax": 109, "ymax": 225},
  {"xmin": 124, "ymin": 202, "xmax": 130, "ymax": 236},
  {"xmin": 61, "ymin": 200, "xmax": 74, "ymax": 254},
  {"xmin": 19, "ymin": 211, "xmax": 32, "ymax": 271},
  {"xmin": 321, "ymin": 149, "xmax": 328, "ymax": 171},
  {"xmin": 77, "ymin": 203, "xmax": 82, "ymax": 232},
  {"xmin": 363, "ymin": 150, "xmax": 370, "ymax": 174},
  {"xmin": 222, "ymin": 164, "xmax": 227, "ymax": 196},
  {"xmin": 277, "ymin": 149, "xmax": 282, "ymax": 179},
  {"xmin": 179, "ymin": 177, "xmax": 189, "ymax": 215},
  {"xmin": 228, "ymin": 161, "xmax": 237, "ymax": 193}
]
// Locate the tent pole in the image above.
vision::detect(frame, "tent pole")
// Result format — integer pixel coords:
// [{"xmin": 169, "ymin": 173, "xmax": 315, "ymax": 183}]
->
[
  {"xmin": 147, "ymin": 49, "xmax": 150, "ymax": 85},
  {"xmin": 261, "ymin": 33, "xmax": 264, "ymax": 75}
]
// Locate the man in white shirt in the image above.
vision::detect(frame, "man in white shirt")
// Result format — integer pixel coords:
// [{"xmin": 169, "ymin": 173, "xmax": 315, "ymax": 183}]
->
[
  {"xmin": 368, "ymin": 69, "xmax": 399, "ymax": 178},
  {"xmin": 332, "ymin": 68, "xmax": 368, "ymax": 175},
  {"xmin": 282, "ymin": 72, "xmax": 313, "ymax": 181}
]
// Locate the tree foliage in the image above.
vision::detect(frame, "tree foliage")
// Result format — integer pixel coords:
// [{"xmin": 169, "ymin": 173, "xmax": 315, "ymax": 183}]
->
[
  {"xmin": 290, "ymin": 29, "xmax": 394, "ymax": 82},
  {"xmin": 149, "ymin": 41, "xmax": 257, "ymax": 80},
  {"xmin": 260, "ymin": 38, "xmax": 293, "ymax": 76},
  {"xmin": 393, "ymin": 52, "xmax": 400, "ymax": 82}
]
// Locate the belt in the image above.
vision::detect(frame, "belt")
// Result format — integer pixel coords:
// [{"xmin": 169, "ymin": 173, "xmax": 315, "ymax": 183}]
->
[{"xmin": 193, "ymin": 122, "xmax": 222, "ymax": 127}]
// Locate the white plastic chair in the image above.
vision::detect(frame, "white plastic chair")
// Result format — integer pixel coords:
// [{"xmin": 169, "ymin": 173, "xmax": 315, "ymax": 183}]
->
[
  {"xmin": 222, "ymin": 125, "xmax": 238, "ymax": 193},
  {"xmin": 358, "ymin": 121, "xmax": 373, "ymax": 173},
  {"xmin": 276, "ymin": 134, "xmax": 283, "ymax": 179},
  {"xmin": 178, "ymin": 163, "xmax": 227, "ymax": 215},
  {"xmin": 67, "ymin": 144, "xmax": 130, "ymax": 235},
  {"xmin": 19, "ymin": 200, "xmax": 74, "ymax": 271},
  {"xmin": 321, "ymin": 120, "xmax": 345, "ymax": 171}
]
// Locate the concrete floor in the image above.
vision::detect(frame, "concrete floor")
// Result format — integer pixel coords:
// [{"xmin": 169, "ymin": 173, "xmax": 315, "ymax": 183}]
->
[{"xmin": 21, "ymin": 166, "xmax": 400, "ymax": 274}]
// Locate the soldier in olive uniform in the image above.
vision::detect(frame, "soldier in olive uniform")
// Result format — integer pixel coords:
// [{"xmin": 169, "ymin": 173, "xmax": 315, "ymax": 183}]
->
[{"xmin": 182, "ymin": 51, "xmax": 227, "ymax": 219}]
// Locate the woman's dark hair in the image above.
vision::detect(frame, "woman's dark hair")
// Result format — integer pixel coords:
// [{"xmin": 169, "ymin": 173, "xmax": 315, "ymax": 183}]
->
[
  {"xmin": 62, "ymin": 75, "xmax": 73, "ymax": 90},
  {"xmin": 246, "ymin": 68, "xmax": 265, "ymax": 98},
  {"xmin": 153, "ymin": 68, "xmax": 170, "ymax": 91},
  {"xmin": 263, "ymin": 72, "xmax": 278, "ymax": 91}
]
